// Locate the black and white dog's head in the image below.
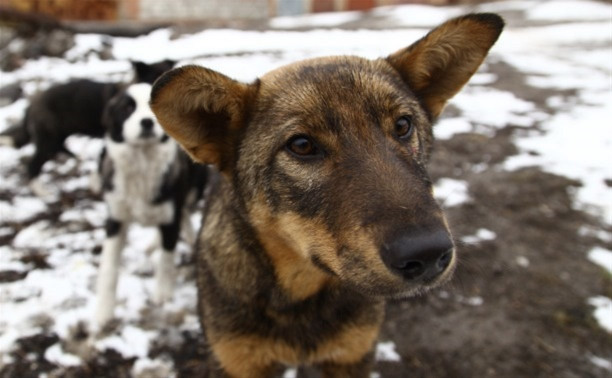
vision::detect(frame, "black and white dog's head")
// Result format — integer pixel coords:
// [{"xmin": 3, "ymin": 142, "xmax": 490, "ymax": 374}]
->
[{"xmin": 103, "ymin": 83, "xmax": 168, "ymax": 145}]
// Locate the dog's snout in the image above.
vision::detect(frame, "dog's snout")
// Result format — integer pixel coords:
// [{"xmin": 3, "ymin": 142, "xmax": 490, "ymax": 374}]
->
[
  {"xmin": 141, "ymin": 118, "xmax": 154, "ymax": 130},
  {"xmin": 382, "ymin": 229, "xmax": 454, "ymax": 281}
]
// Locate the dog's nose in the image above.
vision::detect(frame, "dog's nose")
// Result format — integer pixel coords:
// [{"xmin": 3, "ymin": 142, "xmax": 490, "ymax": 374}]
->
[
  {"xmin": 382, "ymin": 229, "xmax": 454, "ymax": 281},
  {"xmin": 141, "ymin": 118, "xmax": 154, "ymax": 130}
]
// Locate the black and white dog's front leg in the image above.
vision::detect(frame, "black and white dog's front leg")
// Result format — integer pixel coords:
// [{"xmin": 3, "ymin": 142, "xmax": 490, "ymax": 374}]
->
[
  {"xmin": 95, "ymin": 219, "xmax": 127, "ymax": 328},
  {"xmin": 154, "ymin": 221, "xmax": 179, "ymax": 304}
]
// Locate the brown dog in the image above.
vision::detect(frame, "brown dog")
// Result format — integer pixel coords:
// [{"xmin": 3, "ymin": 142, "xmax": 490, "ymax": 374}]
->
[{"xmin": 151, "ymin": 13, "xmax": 503, "ymax": 377}]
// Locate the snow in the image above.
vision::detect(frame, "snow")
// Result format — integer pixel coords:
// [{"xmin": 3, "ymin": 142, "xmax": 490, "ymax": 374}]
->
[
  {"xmin": 450, "ymin": 86, "xmax": 538, "ymax": 128},
  {"xmin": 505, "ymin": 100, "xmax": 612, "ymax": 223},
  {"xmin": 588, "ymin": 296, "xmax": 612, "ymax": 333},
  {"xmin": 588, "ymin": 247, "xmax": 612, "ymax": 274},
  {"xmin": 45, "ymin": 344, "xmax": 82, "ymax": 366},
  {"xmin": 1, "ymin": 0, "xmax": 611, "ymax": 370},
  {"xmin": 434, "ymin": 117, "xmax": 473, "ymax": 139},
  {"xmin": 461, "ymin": 229, "xmax": 497, "ymax": 244},
  {"xmin": 526, "ymin": 0, "xmax": 612, "ymax": 22},
  {"xmin": 458, "ymin": 296, "xmax": 484, "ymax": 307},
  {"xmin": 282, "ymin": 368, "xmax": 298, "ymax": 378},
  {"xmin": 371, "ymin": 4, "xmax": 462, "ymax": 27},
  {"xmin": 270, "ymin": 11, "xmax": 362, "ymax": 28},
  {"xmin": 0, "ymin": 196, "xmax": 47, "ymax": 222},
  {"xmin": 434, "ymin": 178, "xmax": 470, "ymax": 207},
  {"xmin": 132, "ymin": 357, "xmax": 175, "ymax": 378},
  {"xmin": 516, "ymin": 256, "xmax": 530, "ymax": 268},
  {"xmin": 95, "ymin": 326, "xmax": 157, "ymax": 358},
  {"xmin": 375, "ymin": 341, "xmax": 401, "ymax": 362},
  {"xmin": 590, "ymin": 355, "xmax": 612, "ymax": 372}
]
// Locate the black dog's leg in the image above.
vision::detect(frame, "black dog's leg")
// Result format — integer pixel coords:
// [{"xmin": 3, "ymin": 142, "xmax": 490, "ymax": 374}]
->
[{"xmin": 28, "ymin": 138, "xmax": 61, "ymax": 179}]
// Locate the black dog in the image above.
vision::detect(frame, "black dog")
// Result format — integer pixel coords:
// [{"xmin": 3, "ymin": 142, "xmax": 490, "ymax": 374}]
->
[{"xmin": 0, "ymin": 60, "xmax": 174, "ymax": 196}]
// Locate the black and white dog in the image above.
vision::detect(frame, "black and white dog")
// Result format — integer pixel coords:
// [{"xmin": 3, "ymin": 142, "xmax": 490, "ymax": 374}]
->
[
  {"xmin": 0, "ymin": 60, "xmax": 175, "ymax": 197},
  {"xmin": 95, "ymin": 82, "xmax": 206, "ymax": 328}
]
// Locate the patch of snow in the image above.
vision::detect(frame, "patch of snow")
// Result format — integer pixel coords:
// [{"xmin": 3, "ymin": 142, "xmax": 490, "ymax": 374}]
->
[
  {"xmin": 588, "ymin": 296, "xmax": 612, "ymax": 333},
  {"xmin": 372, "ymin": 4, "xmax": 462, "ymax": 27},
  {"xmin": 434, "ymin": 117, "xmax": 472, "ymax": 139},
  {"xmin": 0, "ymin": 249, "xmax": 29, "ymax": 272},
  {"xmin": 470, "ymin": 72, "xmax": 498, "ymax": 86},
  {"xmin": 62, "ymin": 175, "xmax": 92, "ymax": 192},
  {"xmin": 96, "ymin": 326, "xmax": 157, "ymax": 358},
  {"xmin": 282, "ymin": 368, "xmax": 298, "ymax": 378},
  {"xmin": 578, "ymin": 227, "xmax": 612, "ymax": 243},
  {"xmin": 434, "ymin": 178, "xmax": 470, "ymax": 207},
  {"xmin": 464, "ymin": 296, "xmax": 484, "ymax": 306},
  {"xmin": 0, "ymin": 196, "xmax": 46, "ymax": 223},
  {"xmin": 516, "ymin": 256, "xmax": 530, "ymax": 268},
  {"xmin": 450, "ymin": 86, "xmax": 536, "ymax": 128},
  {"xmin": 588, "ymin": 247, "xmax": 612, "ymax": 274},
  {"xmin": 45, "ymin": 343, "xmax": 82, "ymax": 366},
  {"xmin": 475, "ymin": 0, "xmax": 535, "ymax": 13},
  {"xmin": 375, "ymin": 341, "xmax": 401, "ymax": 362},
  {"xmin": 3, "ymin": 56, "xmax": 129, "ymax": 87},
  {"xmin": 527, "ymin": 1, "xmax": 612, "ymax": 22},
  {"xmin": 589, "ymin": 355, "xmax": 612, "ymax": 371},
  {"xmin": 454, "ymin": 294, "xmax": 485, "ymax": 307},
  {"xmin": 59, "ymin": 202, "xmax": 106, "ymax": 227},
  {"xmin": 0, "ymin": 98, "xmax": 28, "ymax": 132},
  {"xmin": 12, "ymin": 221, "xmax": 52, "ymax": 248},
  {"xmin": 270, "ymin": 11, "xmax": 362, "ymax": 28},
  {"xmin": 132, "ymin": 357, "xmax": 175, "ymax": 378},
  {"xmin": 499, "ymin": 22, "xmax": 611, "ymax": 54},
  {"xmin": 504, "ymin": 100, "xmax": 612, "ymax": 223},
  {"xmin": 65, "ymin": 34, "xmax": 107, "ymax": 60},
  {"xmin": 462, "ymin": 228, "xmax": 497, "ymax": 244}
]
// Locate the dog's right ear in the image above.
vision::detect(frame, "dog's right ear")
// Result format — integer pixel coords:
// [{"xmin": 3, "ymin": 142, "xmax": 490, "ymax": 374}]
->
[
  {"xmin": 150, "ymin": 65, "xmax": 254, "ymax": 171},
  {"xmin": 386, "ymin": 13, "xmax": 504, "ymax": 120}
]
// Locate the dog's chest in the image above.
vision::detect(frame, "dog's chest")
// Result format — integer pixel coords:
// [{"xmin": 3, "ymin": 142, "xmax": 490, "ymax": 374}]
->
[{"xmin": 104, "ymin": 142, "xmax": 177, "ymax": 225}]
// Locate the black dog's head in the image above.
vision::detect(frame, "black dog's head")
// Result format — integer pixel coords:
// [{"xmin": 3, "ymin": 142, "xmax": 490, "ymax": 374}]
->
[
  {"xmin": 103, "ymin": 83, "xmax": 167, "ymax": 145},
  {"xmin": 132, "ymin": 60, "xmax": 176, "ymax": 85}
]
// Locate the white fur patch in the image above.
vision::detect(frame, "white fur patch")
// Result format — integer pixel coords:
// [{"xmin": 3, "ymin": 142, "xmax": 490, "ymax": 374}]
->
[
  {"xmin": 95, "ymin": 229, "xmax": 127, "ymax": 328},
  {"xmin": 154, "ymin": 251, "xmax": 176, "ymax": 304},
  {"xmin": 104, "ymin": 138, "xmax": 177, "ymax": 226}
]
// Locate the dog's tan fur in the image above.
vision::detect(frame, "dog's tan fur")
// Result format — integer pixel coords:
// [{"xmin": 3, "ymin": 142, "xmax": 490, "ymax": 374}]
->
[{"xmin": 151, "ymin": 13, "xmax": 503, "ymax": 377}]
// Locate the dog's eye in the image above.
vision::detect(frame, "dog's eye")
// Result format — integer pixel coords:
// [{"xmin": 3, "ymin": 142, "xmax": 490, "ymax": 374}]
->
[
  {"xmin": 286, "ymin": 135, "xmax": 321, "ymax": 158},
  {"xmin": 395, "ymin": 116, "xmax": 414, "ymax": 140}
]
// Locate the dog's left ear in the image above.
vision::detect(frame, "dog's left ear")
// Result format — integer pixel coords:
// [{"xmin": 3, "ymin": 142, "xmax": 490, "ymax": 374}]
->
[{"xmin": 387, "ymin": 13, "xmax": 504, "ymax": 119}]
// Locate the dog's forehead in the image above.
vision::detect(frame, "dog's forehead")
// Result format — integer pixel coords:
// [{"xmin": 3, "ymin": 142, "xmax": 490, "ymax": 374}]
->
[
  {"xmin": 263, "ymin": 55, "xmax": 384, "ymax": 79},
  {"xmin": 253, "ymin": 56, "xmax": 424, "ymax": 139},
  {"xmin": 126, "ymin": 82, "xmax": 152, "ymax": 104},
  {"xmin": 258, "ymin": 56, "xmax": 415, "ymax": 113}
]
